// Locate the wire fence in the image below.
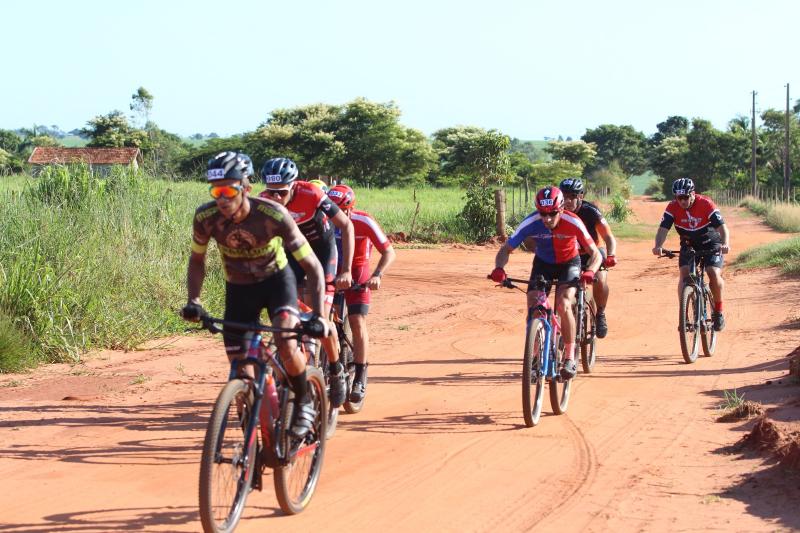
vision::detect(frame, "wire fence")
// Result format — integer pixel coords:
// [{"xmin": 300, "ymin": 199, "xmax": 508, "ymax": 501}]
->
[{"xmin": 709, "ymin": 186, "xmax": 799, "ymax": 207}]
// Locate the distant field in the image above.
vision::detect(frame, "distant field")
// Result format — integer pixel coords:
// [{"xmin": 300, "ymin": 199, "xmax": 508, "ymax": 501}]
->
[
  {"xmin": 59, "ymin": 135, "xmax": 88, "ymax": 147},
  {"xmin": 629, "ymin": 171, "xmax": 656, "ymax": 196}
]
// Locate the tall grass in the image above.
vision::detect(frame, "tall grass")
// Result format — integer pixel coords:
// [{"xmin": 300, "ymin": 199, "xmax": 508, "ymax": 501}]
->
[
  {"xmin": 0, "ymin": 165, "xmax": 225, "ymax": 370},
  {"xmin": 735, "ymin": 237, "xmax": 800, "ymax": 275},
  {"xmin": 738, "ymin": 195, "xmax": 800, "ymax": 232}
]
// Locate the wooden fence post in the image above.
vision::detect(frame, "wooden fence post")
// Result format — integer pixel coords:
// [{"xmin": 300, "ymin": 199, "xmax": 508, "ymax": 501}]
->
[{"xmin": 495, "ymin": 189, "xmax": 506, "ymax": 238}]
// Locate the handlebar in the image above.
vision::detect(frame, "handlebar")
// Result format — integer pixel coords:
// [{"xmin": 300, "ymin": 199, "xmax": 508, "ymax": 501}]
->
[
  {"xmin": 187, "ymin": 312, "xmax": 325, "ymax": 338},
  {"xmin": 488, "ymin": 275, "xmax": 586, "ymax": 290}
]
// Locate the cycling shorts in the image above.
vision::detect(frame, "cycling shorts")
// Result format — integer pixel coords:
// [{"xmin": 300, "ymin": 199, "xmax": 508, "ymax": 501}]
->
[
  {"xmin": 223, "ymin": 266, "xmax": 298, "ymax": 355},
  {"xmin": 344, "ymin": 264, "xmax": 371, "ymax": 315},
  {"xmin": 580, "ymin": 247, "xmax": 607, "ymax": 272},
  {"xmin": 528, "ymin": 256, "xmax": 582, "ymax": 294},
  {"xmin": 288, "ymin": 236, "xmax": 337, "ymax": 302},
  {"xmin": 679, "ymin": 245, "xmax": 724, "ymax": 269}
]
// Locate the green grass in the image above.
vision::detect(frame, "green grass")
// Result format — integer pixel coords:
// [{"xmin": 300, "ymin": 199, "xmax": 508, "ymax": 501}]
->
[
  {"xmin": 609, "ymin": 221, "xmax": 656, "ymax": 240},
  {"xmin": 629, "ymin": 171, "xmax": 657, "ymax": 196},
  {"xmin": 735, "ymin": 236, "xmax": 800, "ymax": 275},
  {"xmin": 738, "ymin": 195, "xmax": 800, "ymax": 233}
]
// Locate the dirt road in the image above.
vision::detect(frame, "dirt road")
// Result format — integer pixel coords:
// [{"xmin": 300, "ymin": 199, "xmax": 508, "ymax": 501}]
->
[{"xmin": 2, "ymin": 198, "xmax": 799, "ymax": 532}]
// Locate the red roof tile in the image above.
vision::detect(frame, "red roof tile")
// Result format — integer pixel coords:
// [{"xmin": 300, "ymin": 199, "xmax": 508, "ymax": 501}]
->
[{"xmin": 28, "ymin": 147, "xmax": 142, "ymax": 165}]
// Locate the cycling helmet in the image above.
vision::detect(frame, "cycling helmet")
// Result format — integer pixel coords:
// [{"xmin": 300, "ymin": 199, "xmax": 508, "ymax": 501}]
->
[
  {"xmin": 260, "ymin": 157, "xmax": 299, "ymax": 186},
  {"xmin": 559, "ymin": 177, "xmax": 585, "ymax": 195},
  {"xmin": 672, "ymin": 178, "xmax": 695, "ymax": 196},
  {"xmin": 206, "ymin": 151, "xmax": 254, "ymax": 182},
  {"xmin": 328, "ymin": 184, "xmax": 355, "ymax": 210},
  {"xmin": 535, "ymin": 186, "xmax": 564, "ymax": 214},
  {"xmin": 309, "ymin": 179, "xmax": 329, "ymax": 192}
]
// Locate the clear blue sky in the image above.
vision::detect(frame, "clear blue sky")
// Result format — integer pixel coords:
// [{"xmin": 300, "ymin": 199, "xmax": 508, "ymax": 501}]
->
[{"xmin": 2, "ymin": 0, "xmax": 797, "ymax": 140}]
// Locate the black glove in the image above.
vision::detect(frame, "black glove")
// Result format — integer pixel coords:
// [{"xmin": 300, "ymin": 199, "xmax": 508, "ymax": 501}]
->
[
  {"xmin": 302, "ymin": 313, "xmax": 329, "ymax": 338},
  {"xmin": 180, "ymin": 302, "xmax": 205, "ymax": 322}
]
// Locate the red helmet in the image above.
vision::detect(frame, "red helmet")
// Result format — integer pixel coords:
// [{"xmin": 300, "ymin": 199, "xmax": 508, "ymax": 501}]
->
[
  {"xmin": 327, "ymin": 184, "xmax": 355, "ymax": 210},
  {"xmin": 535, "ymin": 186, "xmax": 564, "ymax": 214}
]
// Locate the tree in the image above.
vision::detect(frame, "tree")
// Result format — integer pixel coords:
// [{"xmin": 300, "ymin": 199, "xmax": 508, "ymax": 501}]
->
[
  {"xmin": 432, "ymin": 126, "xmax": 511, "ymax": 185},
  {"xmin": 544, "ymin": 140, "xmax": 597, "ymax": 168},
  {"xmin": 509, "ymin": 138, "xmax": 544, "ymax": 162},
  {"xmin": 759, "ymin": 108, "xmax": 800, "ymax": 188},
  {"xmin": 649, "ymin": 116, "xmax": 689, "ymax": 146},
  {"xmin": 651, "ymin": 136, "xmax": 689, "ymax": 196},
  {"xmin": 81, "ymin": 110, "xmax": 147, "ymax": 148},
  {"xmin": 581, "ymin": 124, "xmax": 648, "ymax": 175},
  {"xmin": 0, "ymin": 129, "xmax": 22, "ymax": 154},
  {"xmin": 130, "ymin": 87, "xmax": 154, "ymax": 128}
]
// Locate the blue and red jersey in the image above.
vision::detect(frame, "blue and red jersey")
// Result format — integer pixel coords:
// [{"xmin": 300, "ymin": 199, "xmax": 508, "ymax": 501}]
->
[{"xmin": 507, "ymin": 211, "xmax": 595, "ymax": 264}]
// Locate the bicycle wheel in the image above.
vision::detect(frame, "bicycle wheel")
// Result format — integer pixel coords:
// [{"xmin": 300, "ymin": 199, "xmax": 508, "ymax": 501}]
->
[
  {"xmin": 199, "ymin": 379, "xmax": 256, "ymax": 533},
  {"xmin": 580, "ymin": 299, "xmax": 597, "ymax": 373},
  {"xmin": 316, "ymin": 345, "xmax": 340, "ymax": 439},
  {"xmin": 522, "ymin": 318, "xmax": 547, "ymax": 427},
  {"xmin": 700, "ymin": 287, "xmax": 717, "ymax": 357},
  {"xmin": 549, "ymin": 333, "xmax": 572, "ymax": 414},
  {"xmin": 679, "ymin": 283, "xmax": 700, "ymax": 364},
  {"xmin": 341, "ymin": 307, "xmax": 364, "ymax": 414},
  {"xmin": 274, "ymin": 367, "xmax": 327, "ymax": 515}
]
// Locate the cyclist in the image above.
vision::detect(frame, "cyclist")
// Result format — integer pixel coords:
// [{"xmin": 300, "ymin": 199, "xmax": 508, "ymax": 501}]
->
[
  {"xmin": 327, "ymin": 184, "xmax": 396, "ymax": 402},
  {"xmin": 559, "ymin": 177, "xmax": 618, "ymax": 338},
  {"xmin": 309, "ymin": 179, "xmax": 329, "ymax": 193},
  {"xmin": 180, "ymin": 151, "xmax": 329, "ymax": 438},
  {"xmin": 490, "ymin": 186, "xmax": 601, "ymax": 380},
  {"xmin": 259, "ymin": 158, "xmax": 355, "ymax": 407},
  {"xmin": 652, "ymin": 178, "xmax": 730, "ymax": 331}
]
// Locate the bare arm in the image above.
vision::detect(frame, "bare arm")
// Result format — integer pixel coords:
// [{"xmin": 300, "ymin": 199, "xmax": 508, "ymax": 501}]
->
[
  {"xmin": 585, "ymin": 243, "xmax": 602, "ymax": 273},
  {"xmin": 652, "ymin": 226, "xmax": 670, "ymax": 255},
  {"xmin": 331, "ymin": 210, "xmax": 354, "ymax": 288},
  {"xmin": 495, "ymin": 244, "xmax": 513, "ymax": 269},
  {"xmin": 718, "ymin": 224, "xmax": 730, "ymax": 254},
  {"xmin": 367, "ymin": 245, "xmax": 396, "ymax": 290},
  {"xmin": 187, "ymin": 252, "xmax": 206, "ymax": 303},
  {"xmin": 596, "ymin": 220, "xmax": 617, "ymax": 256}
]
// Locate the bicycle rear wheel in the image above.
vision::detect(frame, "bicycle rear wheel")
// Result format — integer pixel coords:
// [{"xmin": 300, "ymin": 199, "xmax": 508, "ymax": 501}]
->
[
  {"xmin": 700, "ymin": 288, "xmax": 717, "ymax": 356},
  {"xmin": 679, "ymin": 283, "xmax": 700, "ymax": 364},
  {"xmin": 199, "ymin": 379, "xmax": 256, "ymax": 533},
  {"xmin": 580, "ymin": 299, "xmax": 597, "ymax": 373},
  {"xmin": 522, "ymin": 318, "xmax": 546, "ymax": 427},
  {"xmin": 274, "ymin": 367, "xmax": 327, "ymax": 515},
  {"xmin": 549, "ymin": 333, "xmax": 572, "ymax": 414}
]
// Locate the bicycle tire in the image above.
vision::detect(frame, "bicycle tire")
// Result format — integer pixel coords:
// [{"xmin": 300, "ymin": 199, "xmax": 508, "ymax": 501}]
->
[
  {"xmin": 341, "ymin": 306, "xmax": 364, "ymax": 414},
  {"xmin": 522, "ymin": 318, "xmax": 546, "ymax": 427},
  {"xmin": 273, "ymin": 367, "xmax": 327, "ymax": 515},
  {"xmin": 549, "ymin": 332, "xmax": 572, "ymax": 414},
  {"xmin": 199, "ymin": 379, "xmax": 256, "ymax": 533},
  {"xmin": 316, "ymin": 345, "xmax": 340, "ymax": 439},
  {"xmin": 679, "ymin": 283, "xmax": 700, "ymax": 364},
  {"xmin": 700, "ymin": 288, "xmax": 717, "ymax": 356},
  {"xmin": 580, "ymin": 298, "xmax": 597, "ymax": 373}
]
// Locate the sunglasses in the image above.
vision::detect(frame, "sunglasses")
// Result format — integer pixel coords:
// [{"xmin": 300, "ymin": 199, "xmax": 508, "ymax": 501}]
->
[
  {"xmin": 675, "ymin": 194, "xmax": 691, "ymax": 201},
  {"xmin": 539, "ymin": 211, "xmax": 560, "ymax": 219},
  {"xmin": 264, "ymin": 188, "xmax": 291, "ymax": 198},
  {"xmin": 209, "ymin": 184, "xmax": 243, "ymax": 199}
]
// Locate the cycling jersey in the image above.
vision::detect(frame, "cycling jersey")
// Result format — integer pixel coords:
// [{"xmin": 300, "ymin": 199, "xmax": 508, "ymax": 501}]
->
[
  {"xmin": 659, "ymin": 193, "xmax": 724, "ymax": 248},
  {"xmin": 507, "ymin": 211, "xmax": 595, "ymax": 264},
  {"xmin": 574, "ymin": 200, "xmax": 606, "ymax": 242},
  {"xmin": 260, "ymin": 181, "xmax": 341, "ymax": 244},
  {"xmin": 334, "ymin": 209, "xmax": 391, "ymax": 268},
  {"xmin": 191, "ymin": 197, "xmax": 308, "ymax": 285}
]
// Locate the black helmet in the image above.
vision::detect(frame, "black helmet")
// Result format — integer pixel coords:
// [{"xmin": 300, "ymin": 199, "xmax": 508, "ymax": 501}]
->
[
  {"xmin": 672, "ymin": 178, "xmax": 695, "ymax": 196},
  {"xmin": 260, "ymin": 157, "xmax": 299, "ymax": 186},
  {"xmin": 559, "ymin": 177, "xmax": 585, "ymax": 195},
  {"xmin": 206, "ymin": 151, "xmax": 254, "ymax": 182}
]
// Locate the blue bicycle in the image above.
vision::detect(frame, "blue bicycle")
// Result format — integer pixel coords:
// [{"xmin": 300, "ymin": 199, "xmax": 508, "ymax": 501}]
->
[{"xmin": 497, "ymin": 276, "xmax": 586, "ymax": 427}]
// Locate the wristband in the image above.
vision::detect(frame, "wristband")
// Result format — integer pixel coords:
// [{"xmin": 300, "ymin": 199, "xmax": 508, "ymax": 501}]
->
[{"xmin": 372, "ymin": 271, "xmax": 383, "ymax": 278}]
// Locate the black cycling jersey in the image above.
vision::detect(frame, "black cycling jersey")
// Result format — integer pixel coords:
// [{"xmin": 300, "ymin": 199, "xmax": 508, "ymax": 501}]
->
[{"xmin": 574, "ymin": 200, "xmax": 605, "ymax": 242}]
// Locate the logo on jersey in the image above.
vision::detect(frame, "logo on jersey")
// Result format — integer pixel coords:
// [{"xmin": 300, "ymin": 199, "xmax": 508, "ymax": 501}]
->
[
  {"xmin": 225, "ymin": 228, "xmax": 257, "ymax": 250},
  {"xmin": 263, "ymin": 174, "xmax": 284, "ymax": 183},
  {"xmin": 684, "ymin": 213, "xmax": 701, "ymax": 229}
]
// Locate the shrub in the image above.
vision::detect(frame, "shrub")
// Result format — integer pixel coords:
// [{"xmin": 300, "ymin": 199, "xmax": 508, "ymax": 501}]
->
[
  {"xmin": 461, "ymin": 183, "xmax": 496, "ymax": 242},
  {"xmin": 607, "ymin": 194, "xmax": 633, "ymax": 223}
]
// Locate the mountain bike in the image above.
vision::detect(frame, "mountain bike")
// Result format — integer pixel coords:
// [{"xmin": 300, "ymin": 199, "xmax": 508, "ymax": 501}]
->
[
  {"xmin": 493, "ymin": 275, "xmax": 586, "ymax": 427},
  {"xmin": 660, "ymin": 246, "xmax": 719, "ymax": 363},
  {"xmin": 574, "ymin": 275, "xmax": 598, "ymax": 373},
  {"xmin": 314, "ymin": 284, "xmax": 366, "ymax": 437},
  {"xmin": 195, "ymin": 313, "xmax": 327, "ymax": 531}
]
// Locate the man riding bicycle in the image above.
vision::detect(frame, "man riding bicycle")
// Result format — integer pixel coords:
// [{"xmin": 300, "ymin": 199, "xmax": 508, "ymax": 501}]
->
[
  {"xmin": 559, "ymin": 177, "xmax": 618, "ymax": 338},
  {"xmin": 491, "ymin": 186, "xmax": 602, "ymax": 380},
  {"xmin": 181, "ymin": 151, "xmax": 329, "ymax": 439},
  {"xmin": 259, "ymin": 158, "xmax": 355, "ymax": 407},
  {"xmin": 652, "ymin": 178, "xmax": 730, "ymax": 331},
  {"xmin": 327, "ymin": 184, "xmax": 396, "ymax": 402}
]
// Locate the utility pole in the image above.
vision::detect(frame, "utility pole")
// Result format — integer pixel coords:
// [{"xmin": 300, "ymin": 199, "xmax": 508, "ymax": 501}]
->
[
  {"xmin": 751, "ymin": 90, "xmax": 758, "ymax": 195},
  {"xmin": 785, "ymin": 83, "xmax": 791, "ymax": 200}
]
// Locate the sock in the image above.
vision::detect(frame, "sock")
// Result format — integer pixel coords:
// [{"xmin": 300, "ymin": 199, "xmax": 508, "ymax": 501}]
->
[
  {"xmin": 289, "ymin": 373, "xmax": 307, "ymax": 403},
  {"xmin": 355, "ymin": 363, "xmax": 366, "ymax": 382},
  {"xmin": 596, "ymin": 306, "xmax": 605, "ymax": 315},
  {"xmin": 564, "ymin": 343, "xmax": 576, "ymax": 361},
  {"xmin": 714, "ymin": 301, "xmax": 723, "ymax": 313},
  {"xmin": 329, "ymin": 360, "xmax": 343, "ymax": 374}
]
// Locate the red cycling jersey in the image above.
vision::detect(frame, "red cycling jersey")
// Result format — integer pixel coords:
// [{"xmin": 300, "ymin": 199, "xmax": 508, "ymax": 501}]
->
[
  {"xmin": 507, "ymin": 211, "xmax": 595, "ymax": 264},
  {"xmin": 351, "ymin": 210, "xmax": 391, "ymax": 267},
  {"xmin": 660, "ymin": 193, "xmax": 724, "ymax": 247},
  {"xmin": 259, "ymin": 181, "xmax": 341, "ymax": 244}
]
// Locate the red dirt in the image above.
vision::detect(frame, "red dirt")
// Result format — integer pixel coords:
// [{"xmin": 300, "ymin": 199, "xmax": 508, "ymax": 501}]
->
[{"xmin": 2, "ymin": 197, "xmax": 800, "ymax": 532}]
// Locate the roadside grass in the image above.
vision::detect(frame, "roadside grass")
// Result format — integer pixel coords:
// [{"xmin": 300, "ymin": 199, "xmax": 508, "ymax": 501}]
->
[
  {"xmin": 716, "ymin": 389, "xmax": 764, "ymax": 422},
  {"xmin": 735, "ymin": 237, "xmax": 800, "ymax": 275},
  {"xmin": 739, "ymin": 195, "xmax": 800, "ymax": 233},
  {"xmin": 609, "ymin": 221, "xmax": 656, "ymax": 240}
]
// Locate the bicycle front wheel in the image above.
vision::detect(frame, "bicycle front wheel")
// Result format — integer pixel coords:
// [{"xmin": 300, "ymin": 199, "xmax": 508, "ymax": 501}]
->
[
  {"xmin": 679, "ymin": 284, "xmax": 700, "ymax": 364},
  {"xmin": 549, "ymin": 333, "xmax": 572, "ymax": 414},
  {"xmin": 199, "ymin": 379, "xmax": 257, "ymax": 533},
  {"xmin": 316, "ymin": 344, "xmax": 340, "ymax": 439},
  {"xmin": 522, "ymin": 318, "xmax": 547, "ymax": 427},
  {"xmin": 274, "ymin": 366, "xmax": 327, "ymax": 515},
  {"xmin": 580, "ymin": 299, "xmax": 597, "ymax": 373},
  {"xmin": 700, "ymin": 288, "xmax": 717, "ymax": 357}
]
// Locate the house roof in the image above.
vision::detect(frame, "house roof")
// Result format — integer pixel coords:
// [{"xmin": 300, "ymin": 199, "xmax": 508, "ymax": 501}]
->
[{"xmin": 28, "ymin": 147, "xmax": 142, "ymax": 165}]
